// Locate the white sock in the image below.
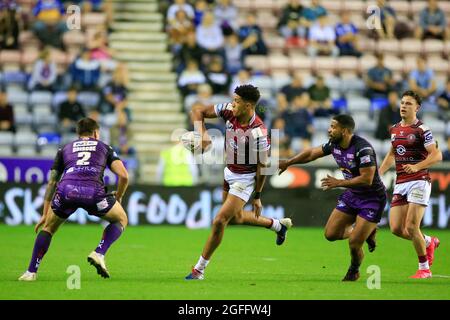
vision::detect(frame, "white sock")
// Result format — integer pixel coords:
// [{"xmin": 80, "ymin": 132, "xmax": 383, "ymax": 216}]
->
[
  {"xmin": 270, "ymin": 219, "xmax": 282, "ymax": 232},
  {"xmin": 419, "ymin": 261, "xmax": 430, "ymax": 271},
  {"xmin": 194, "ymin": 256, "xmax": 209, "ymax": 272},
  {"xmin": 423, "ymin": 234, "xmax": 432, "ymax": 248}
]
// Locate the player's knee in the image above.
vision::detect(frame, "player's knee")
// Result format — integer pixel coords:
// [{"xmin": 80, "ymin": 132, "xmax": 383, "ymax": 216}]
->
[
  {"xmin": 405, "ymin": 222, "xmax": 420, "ymax": 236},
  {"xmin": 349, "ymin": 237, "xmax": 364, "ymax": 249},
  {"xmin": 212, "ymin": 216, "xmax": 228, "ymax": 230},
  {"xmin": 390, "ymin": 225, "xmax": 404, "ymax": 237},
  {"xmin": 324, "ymin": 230, "xmax": 339, "ymax": 242}
]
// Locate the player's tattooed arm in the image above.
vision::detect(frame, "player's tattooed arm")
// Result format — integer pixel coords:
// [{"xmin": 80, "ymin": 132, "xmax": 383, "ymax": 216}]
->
[
  {"xmin": 379, "ymin": 146, "xmax": 395, "ymax": 176},
  {"xmin": 279, "ymin": 146, "xmax": 325, "ymax": 174},
  {"xmin": 37, "ymin": 169, "xmax": 62, "ymax": 232},
  {"xmin": 110, "ymin": 160, "xmax": 129, "ymax": 202},
  {"xmin": 44, "ymin": 169, "xmax": 62, "ymax": 202}
]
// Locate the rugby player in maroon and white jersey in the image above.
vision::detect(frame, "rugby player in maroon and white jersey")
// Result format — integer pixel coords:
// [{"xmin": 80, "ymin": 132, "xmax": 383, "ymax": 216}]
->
[
  {"xmin": 379, "ymin": 90, "xmax": 442, "ymax": 279},
  {"xmin": 185, "ymin": 85, "xmax": 292, "ymax": 280}
]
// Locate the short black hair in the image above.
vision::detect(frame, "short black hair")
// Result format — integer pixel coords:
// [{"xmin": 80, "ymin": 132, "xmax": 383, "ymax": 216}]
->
[
  {"xmin": 401, "ymin": 90, "xmax": 422, "ymax": 106},
  {"xmin": 76, "ymin": 118, "xmax": 99, "ymax": 136},
  {"xmin": 234, "ymin": 84, "xmax": 260, "ymax": 104},
  {"xmin": 333, "ymin": 114, "xmax": 355, "ymax": 132}
]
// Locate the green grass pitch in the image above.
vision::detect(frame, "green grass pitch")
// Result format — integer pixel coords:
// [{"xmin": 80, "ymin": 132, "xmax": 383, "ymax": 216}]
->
[{"xmin": 1, "ymin": 225, "xmax": 449, "ymax": 300}]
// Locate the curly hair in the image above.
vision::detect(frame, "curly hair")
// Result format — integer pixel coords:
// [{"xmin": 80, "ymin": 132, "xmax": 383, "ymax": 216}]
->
[{"xmin": 234, "ymin": 84, "xmax": 260, "ymax": 104}]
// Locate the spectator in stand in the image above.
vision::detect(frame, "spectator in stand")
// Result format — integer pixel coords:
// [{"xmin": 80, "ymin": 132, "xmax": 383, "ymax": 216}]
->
[
  {"xmin": 224, "ymin": 33, "xmax": 244, "ymax": 75},
  {"xmin": 178, "ymin": 59, "xmax": 207, "ymax": 97},
  {"xmin": 335, "ymin": 11, "xmax": 362, "ymax": 57},
  {"xmin": 66, "ymin": 0, "xmax": 104, "ymax": 12},
  {"xmin": 214, "ymin": 0, "xmax": 238, "ymax": 34},
  {"xmin": 110, "ymin": 108, "xmax": 135, "ymax": 156},
  {"xmin": 58, "ymin": 86, "xmax": 85, "ymax": 133},
  {"xmin": 238, "ymin": 13, "xmax": 268, "ymax": 56},
  {"xmin": 302, "ymin": 0, "xmax": 327, "ymax": 28},
  {"xmin": 229, "ymin": 68, "xmax": 251, "ymax": 96},
  {"xmin": 196, "ymin": 11, "xmax": 224, "ymax": 56},
  {"xmin": 89, "ymin": 30, "xmax": 116, "ymax": 71},
  {"xmin": 28, "ymin": 47, "xmax": 58, "ymax": 92},
  {"xmin": 277, "ymin": 0, "xmax": 307, "ymax": 43},
  {"xmin": 96, "ymin": 63, "xmax": 130, "ymax": 127},
  {"xmin": 168, "ymin": 9, "xmax": 194, "ymax": 53},
  {"xmin": 442, "ymin": 135, "xmax": 450, "ymax": 161},
  {"xmin": 205, "ymin": 57, "xmax": 231, "ymax": 95},
  {"xmin": 32, "ymin": 0, "xmax": 67, "ymax": 49},
  {"xmin": 0, "ymin": 90, "xmax": 15, "ymax": 133},
  {"xmin": 374, "ymin": 0, "xmax": 396, "ymax": 39},
  {"xmin": 375, "ymin": 90, "xmax": 401, "ymax": 140},
  {"xmin": 193, "ymin": 0, "xmax": 209, "ymax": 27},
  {"xmin": 175, "ymin": 31, "xmax": 204, "ymax": 74},
  {"xmin": 308, "ymin": 75, "xmax": 334, "ymax": 117},
  {"xmin": 284, "ymin": 93, "xmax": 314, "ymax": 152},
  {"xmin": 307, "ymin": 14, "xmax": 339, "ymax": 57},
  {"xmin": 365, "ymin": 53, "xmax": 395, "ymax": 99},
  {"xmin": 271, "ymin": 117, "xmax": 292, "ymax": 159},
  {"xmin": 415, "ymin": 0, "xmax": 447, "ymax": 40},
  {"xmin": 437, "ymin": 78, "xmax": 450, "ymax": 122},
  {"xmin": 408, "ymin": 56, "xmax": 437, "ymax": 105},
  {"xmin": 0, "ymin": 1, "xmax": 20, "ymax": 49},
  {"xmin": 167, "ymin": 0, "xmax": 194, "ymax": 23},
  {"xmin": 70, "ymin": 48, "xmax": 101, "ymax": 91},
  {"xmin": 280, "ymin": 72, "xmax": 306, "ymax": 103}
]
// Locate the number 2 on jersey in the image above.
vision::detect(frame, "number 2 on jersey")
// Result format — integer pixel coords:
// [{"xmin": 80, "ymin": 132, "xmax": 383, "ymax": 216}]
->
[{"xmin": 76, "ymin": 152, "xmax": 91, "ymax": 165}]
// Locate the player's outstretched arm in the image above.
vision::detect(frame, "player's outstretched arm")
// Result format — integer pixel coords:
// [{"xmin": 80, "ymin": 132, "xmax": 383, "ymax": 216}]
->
[
  {"xmin": 379, "ymin": 146, "xmax": 395, "ymax": 176},
  {"xmin": 190, "ymin": 104, "xmax": 217, "ymax": 150},
  {"xmin": 278, "ymin": 146, "xmax": 325, "ymax": 175},
  {"xmin": 110, "ymin": 160, "xmax": 129, "ymax": 203},
  {"xmin": 403, "ymin": 143, "xmax": 442, "ymax": 174},
  {"xmin": 36, "ymin": 169, "xmax": 62, "ymax": 233},
  {"xmin": 321, "ymin": 166, "xmax": 376, "ymax": 190}
]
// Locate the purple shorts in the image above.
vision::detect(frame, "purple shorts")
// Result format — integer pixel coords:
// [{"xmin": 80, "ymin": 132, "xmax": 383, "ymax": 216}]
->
[
  {"xmin": 335, "ymin": 190, "xmax": 387, "ymax": 223},
  {"xmin": 51, "ymin": 182, "xmax": 116, "ymax": 219}
]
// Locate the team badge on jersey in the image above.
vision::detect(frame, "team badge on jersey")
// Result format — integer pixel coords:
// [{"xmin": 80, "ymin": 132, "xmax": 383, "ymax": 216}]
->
[{"xmin": 407, "ymin": 134, "xmax": 416, "ymax": 143}]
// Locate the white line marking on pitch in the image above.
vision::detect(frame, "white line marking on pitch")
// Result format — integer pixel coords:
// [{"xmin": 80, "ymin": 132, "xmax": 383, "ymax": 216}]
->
[{"xmin": 433, "ymin": 275, "xmax": 450, "ymax": 278}]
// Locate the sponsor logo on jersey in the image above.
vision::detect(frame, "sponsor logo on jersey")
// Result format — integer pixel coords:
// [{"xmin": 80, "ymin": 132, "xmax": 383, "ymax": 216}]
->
[
  {"xmin": 347, "ymin": 154, "xmax": 354, "ymax": 159},
  {"xmin": 407, "ymin": 134, "xmax": 416, "ymax": 143},
  {"xmin": 333, "ymin": 148, "xmax": 341, "ymax": 155},
  {"xmin": 424, "ymin": 131, "xmax": 434, "ymax": 143},
  {"xmin": 96, "ymin": 198, "xmax": 109, "ymax": 211},
  {"xmin": 360, "ymin": 155, "xmax": 372, "ymax": 164},
  {"xmin": 337, "ymin": 200, "xmax": 346, "ymax": 208},
  {"xmin": 396, "ymin": 145, "xmax": 406, "ymax": 156},
  {"xmin": 391, "ymin": 133, "xmax": 396, "ymax": 141}
]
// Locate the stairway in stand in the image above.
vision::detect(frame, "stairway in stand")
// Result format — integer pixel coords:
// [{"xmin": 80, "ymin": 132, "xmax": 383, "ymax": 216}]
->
[{"xmin": 110, "ymin": 0, "xmax": 185, "ymax": 184}]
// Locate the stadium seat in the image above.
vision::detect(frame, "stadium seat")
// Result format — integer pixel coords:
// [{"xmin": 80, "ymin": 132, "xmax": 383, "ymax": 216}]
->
[
  {"xmin": 422, "ymin": 116, "xmax": 446, "ymax": 134},
  {"xmin": 269, "ymin": 54, "xmax": 290, "ymax": 72},
  {"xmin": 14, "ymin": 131, "xmax": 38, "ymax": 146},
  {"xmin": 245, "ymin": 55, "xmax": 269, "ymax": 73},
  {"xmin": 233, "ymin": 0, "xmax": 252, "ymax": 11},
  {"xmin": 63, "ymin": 30, "xmax": 86, "ymax": 48},
  {"xmin": 400, "ymin": 39, "xmax": 423, "ymax": 55},
  {"xmin": 289, "ymin": 54, "xmax": 314, "ymax": 72},
  {"xmin": 7, "ymin": 90, "xmax": 29, "ymax": 105},
  {"xmin": 411, "ymin": 1, "xmax": 428, "ymax": 15},
  {"xmin": 323, "ymin": 0, "xmax": 344, "ymax": 13},
  {"xmin": 314, "ymin": 118, "xmax": 332, "ymax": 131},
  {"xmin": 428, "ymin": 56, "xmax": 449, "ymax": 74},
  {"xmin": 343, "ymin": 0, "xmax": 363, "ymax": 13},
  {"xmin": 250, "ymin": 75, "xmax": 274, "ymax": 93},
  {"xmin": 264, "ymin": 36, "xmax": 286, "ymax": 54},
  {"xmin": 0, "ymin": 145, "xmax": 14, "ymax": 157},
  {"xmin": 347, "ymin": 96, "xmax": 371, "ymax": 112},
  {"xmin": 359, "ymin": 54, "xmax": 377, "ymax": 73},
  {"xmin": 52, "ymin": 91, "xmax": 68, "ymax": 110},
  {"xmin": 82, "ymin": 13, "xmax": 107, "ymax": 29},
  {"xmin": 0, "ymin": 132, "xmax": 14, "ymax": 145},
  {"xmin": 358, "ymin": 38, "xmax": 376, "ymax": 52},
  {"xmin": 389, "ymin": 1, "xmax": 411, "ymax": 16},
  {"xmin": 324, "ymin": 74, "xmax": 343, "ymax": 92},
  {"xmin": 315, "ymin": 57, "xmax": 337, "ymax": 74},
  {"xmin": 0, "ymin": 50, "xmax": 21, "ymax": 71},
  {"xmin": 341, "ymin": 74, "xmax": 366, "ymax": 93},
  {"xmin": 404, "ymin": 54, "xmax": 419, "ymax": 72},
  {"xmin": 16, "ymin": 145, "xmax": 38, "ymax": 157},
  {"xmin": 20, "ymin": 50, "xmax": 39, "ymax": 72},
  {"xmin": 252, "ymin": 0, "xmax": 274, "ymax": 11},
  {"xmin": 77, "ymin": 91, "xmax": 101, "ymax": 109},
  {"xmin": 29, "ymin": 91, "xmax": 53, "ymax": 106},
  {"xmin": 423, "ymin": 39, "xmax": 445, "ymax": 56},
  {"xmin": 272, "ymin": 71, "xmax": 293, "ymax": 90},
  {"xmin": 337, "ymin": 56, "xmax": 359, "ymax": 74},
  {"xmin": 353, "ymin": 112, "xmax": 376, "ymax": 132},
  {"xmin": 377, "ymin": 39, "xmax": 401, "ymax": 55},
  {"xmin": 384, "ymin": 55, "xmax": 405, "ymax": 73},
  {"xmin": 62, "ymin": 133, "xmax": 79, "ymax": 145}
]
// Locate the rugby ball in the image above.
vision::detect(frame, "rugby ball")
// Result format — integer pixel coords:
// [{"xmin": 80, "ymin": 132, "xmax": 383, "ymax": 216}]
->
[{"xmin": 181, "ymin": 131, "xmax": 202, "ymax": 152}]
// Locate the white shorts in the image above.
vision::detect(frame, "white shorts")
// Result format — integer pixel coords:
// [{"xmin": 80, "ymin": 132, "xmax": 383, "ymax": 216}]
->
[
  {"xmin": 392, "ymin": 180, "xmax": 432, "ymax": 207},
  {"xmin": 223, "ymin": 167, "xmax": 256, "ymax": 203}
]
